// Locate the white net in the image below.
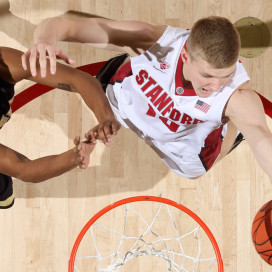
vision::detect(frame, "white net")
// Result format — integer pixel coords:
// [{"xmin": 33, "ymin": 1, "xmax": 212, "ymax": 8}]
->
[{"xmin": 72, "ymin": 200, "xmax": 220, "ymax": 271}]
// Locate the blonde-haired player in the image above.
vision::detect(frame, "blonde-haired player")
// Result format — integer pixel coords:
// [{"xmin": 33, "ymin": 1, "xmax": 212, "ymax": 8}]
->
[{"xmin": 22, "ymin": 16, "xmax": 272, "ymax": 182}]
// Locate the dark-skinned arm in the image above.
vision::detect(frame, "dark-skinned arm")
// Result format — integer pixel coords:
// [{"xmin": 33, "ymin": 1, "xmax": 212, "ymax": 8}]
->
[
  {"xmin": 1, "ymin": 46, "xmax": 120, "ymax": 144},
  {"xmin": 0, "ymin": 138, "xmax": 94, "ymax": 183},
  {"xmin": 0, "ymin": 47, "xmax": 97, "ymax": 182}
]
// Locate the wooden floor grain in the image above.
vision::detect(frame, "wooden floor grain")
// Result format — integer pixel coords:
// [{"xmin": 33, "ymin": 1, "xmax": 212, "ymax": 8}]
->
[{"xmin": 1, "ymin": 0, "xmax": 272, "ymax": 271}]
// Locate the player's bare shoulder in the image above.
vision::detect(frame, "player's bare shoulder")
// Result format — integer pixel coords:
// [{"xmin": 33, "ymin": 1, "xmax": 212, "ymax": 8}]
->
[
  {"xmin": 116, "ymin": 23, "xmax": 167, "ymax": 55},
  {"xmin": 149, "ymin": 24, "xmax": 167, "ymax": 42},
  {"xmin": 225, "ymin": 82, "xmax": 265, "ymax": 122}
]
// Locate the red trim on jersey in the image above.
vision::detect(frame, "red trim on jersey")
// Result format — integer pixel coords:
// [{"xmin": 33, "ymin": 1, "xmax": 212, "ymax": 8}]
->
[
  {"xmin": 256, "ymin": 91, "xmax": 272, "ymax": 118},
  {"xmin": 110, "ymin": 61, "xmax": 132, "ymax": 84},
  {"xmin": 175, "ymin": 55, "xmax": 196, "ymax": 96},
  {"xmin": 199, "ymin": 127, "xmax": 223, "ymax": 171}
]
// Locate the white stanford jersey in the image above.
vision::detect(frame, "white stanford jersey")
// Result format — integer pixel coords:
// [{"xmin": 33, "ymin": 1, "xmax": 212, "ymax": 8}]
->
[{"xmin": 106, "ymin": 26, "xmax": 250, "ymax": 178}]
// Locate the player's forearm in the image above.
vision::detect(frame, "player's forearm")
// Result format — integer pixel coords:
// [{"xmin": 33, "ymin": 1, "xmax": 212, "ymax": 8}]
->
[
  {"xmin": 72, "ymin": 72, "xmax": 115, "ymax": 123},
  {"xmin": 34, "ymin": 17, "xmax": 108, "ymax": 45},
  {"xmin": 252, "ymin": 135, "xmax": 272, "ymax": 183},
  {"xmin": 34, "ymin": 17, "xmax": 163, "ymax": 51},
  {"xmin": 34, "ymin": 17, "xmax": 69, "ymax": 45},
  {"xmin": 18, "ymin": 148, "xmax": 80, "ymax": 183}
]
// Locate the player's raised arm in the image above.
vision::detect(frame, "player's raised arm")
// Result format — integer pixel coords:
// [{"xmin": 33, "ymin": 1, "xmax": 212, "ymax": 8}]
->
[
  {"xmin": 2, "ymin": 47, "xmax": 120, "ymax": 145},
  {"xmin": 21, "ymin": 16, "xmax": 166, "ymax": 77},
  {"xmin": 226, "ymin": 87, "xmax": 272, "ymax": 183}
]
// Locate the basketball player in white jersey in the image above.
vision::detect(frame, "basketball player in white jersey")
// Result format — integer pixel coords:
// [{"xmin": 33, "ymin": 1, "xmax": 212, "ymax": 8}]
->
[
  {"xmin": 0, "ymin": 46, "xmax": 119, "ymax": 209},
  {"xmin": 22, "ymin": 16, "xmax": 272, "ymax": 183}
]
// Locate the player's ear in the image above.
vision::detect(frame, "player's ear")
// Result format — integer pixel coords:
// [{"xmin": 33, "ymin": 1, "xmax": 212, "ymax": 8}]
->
[{"xmin": 181, "ymin": 47, "xmax": 191, "ymax": 64}]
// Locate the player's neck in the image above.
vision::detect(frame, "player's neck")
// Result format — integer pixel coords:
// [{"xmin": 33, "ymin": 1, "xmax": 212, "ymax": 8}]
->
[{"xmin": 182, "ymin": 65, "xmax": 193, "ymax": 89}]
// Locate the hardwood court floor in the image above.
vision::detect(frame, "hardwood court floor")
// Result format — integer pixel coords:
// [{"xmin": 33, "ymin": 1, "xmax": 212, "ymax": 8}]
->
[{"xmin": 0, "ymin": 0, "xmax": 272, "ymax": 271}]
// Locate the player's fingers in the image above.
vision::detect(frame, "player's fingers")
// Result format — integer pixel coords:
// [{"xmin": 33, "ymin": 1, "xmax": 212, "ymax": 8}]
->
[
  {"xmin": 73, "ymin": 136, "xmax": 80, "ymax": 147},
  {"xmin": 57, "ymin": 49, "xmax": 75, "ymax": 65},
  {"xmin": 78, "ymin": 156, "xmax": 84, "ymax": 168},
  {"xmin": 29, "ymin": 47, "xmax": 38, "ymax": 77},
  {"xmin": 68, "ymin": 58, "xmax": 76, "ymax": 65},
  {"xmin": 80, "ymin": 159, "xmax": 87, "ymax": 169},
  {"xmin": 97, "ymin": 126, "xmax": 109, "ymax": 146},
  {"xmin": 85, "ymin": 130, "xmax": 97, "ymax": 143},
  {"xmin": 21, "ymin": 50, "xmax": 30, "ymax": 71},
  {"xmin": 46, "ymin": 46, "xmax": 57, "ymax": 75},
  {"xmin": 84, "ymin": 131, "xmax": 94, "ymax": 142},
  {"xmin": 37, "ymin": 43, "xmax": 47, "ymax": 78},
  {"xmin": 103, "ymin": 125, "xmax": 112, "ymax": 143},
  {"xmin": 77, "ymin": 141, "xmax": 83, "ymax": 152},
  {"xmin": 111, "ymin": 121, "xmax": 121, "ymax": 135},
  {"xmin": 80, "ymin": 160, "xmax": 87, "ymax": 169}
]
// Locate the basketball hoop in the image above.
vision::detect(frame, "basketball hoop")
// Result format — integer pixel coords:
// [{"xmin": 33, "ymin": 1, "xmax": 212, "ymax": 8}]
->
[{"xmin": 69, "ymin": 196, "xmax": 223, "ymax": 271}]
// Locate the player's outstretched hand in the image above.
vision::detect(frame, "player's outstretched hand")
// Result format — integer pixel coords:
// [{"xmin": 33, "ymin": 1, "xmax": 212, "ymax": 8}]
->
[
  {"xmin": 85, "ymin": 120, "xmax": 121, "ymax": 146},
  {"xmin": 74, "ymin": 136, "xmax": 96, "ymax": 169},
  {"xmin": 21, "ymin": 43, "xmax": 75, "ymax": 78}
]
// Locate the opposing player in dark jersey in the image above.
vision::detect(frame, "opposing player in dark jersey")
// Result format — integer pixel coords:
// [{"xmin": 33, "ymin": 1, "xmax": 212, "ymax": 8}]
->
[{"xmin": 0, "ymin": 47, "xmax": 120, "ymax": 209}]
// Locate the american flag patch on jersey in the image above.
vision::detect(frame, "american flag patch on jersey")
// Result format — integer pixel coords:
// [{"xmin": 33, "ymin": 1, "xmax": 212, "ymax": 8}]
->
[{"xmin": 194, "ymin": 100, "xmax": 210, "ymax": 113}]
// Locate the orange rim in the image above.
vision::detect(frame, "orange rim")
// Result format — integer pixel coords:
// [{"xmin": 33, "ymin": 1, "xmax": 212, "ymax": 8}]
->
[{"xmin": 68, "ymin": 196, "xmax": 223, "ymax": 272}]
